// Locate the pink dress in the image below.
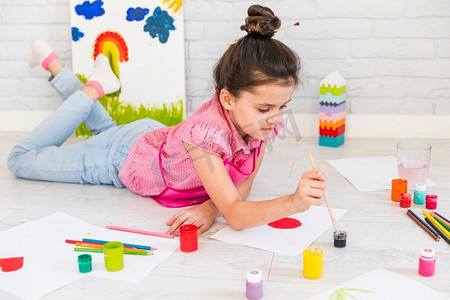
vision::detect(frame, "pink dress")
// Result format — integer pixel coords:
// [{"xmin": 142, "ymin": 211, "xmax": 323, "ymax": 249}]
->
[{"xmin": 118, "ymin": 93, "xmax": 284, "ymax": 207}]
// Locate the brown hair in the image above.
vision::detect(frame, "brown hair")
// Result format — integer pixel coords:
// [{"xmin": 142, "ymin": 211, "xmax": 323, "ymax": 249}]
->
[{"xmin": 213, "ymin": 5, "xmax": 301, "ymax": 98}]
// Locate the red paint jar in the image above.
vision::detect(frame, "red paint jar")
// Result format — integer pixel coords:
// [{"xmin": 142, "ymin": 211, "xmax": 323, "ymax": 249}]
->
[
  {"xmin": 179, "ymin": 224, "xmax": 198, "ymax": 252},
  {"xmin": 425, "ymin": 194, "xmax": 438, "ymax": 210},
  {"xmin": 399, "ymin": 193, "xmax": 411, "ymax": 208}
]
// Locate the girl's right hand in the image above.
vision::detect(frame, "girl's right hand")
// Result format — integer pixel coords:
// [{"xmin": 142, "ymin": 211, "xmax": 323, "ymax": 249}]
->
[
  {"xmin": 166, "ymin": 200, "xmax": 219, "ymax": 236},
  {"xmin": 292, "ymin": 169, "xmax": 326, "ymax": 212}
]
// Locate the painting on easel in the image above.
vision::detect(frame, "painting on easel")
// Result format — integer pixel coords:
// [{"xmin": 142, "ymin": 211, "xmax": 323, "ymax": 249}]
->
[{"xmin": 69, "ymin": 0, "xmax": 185, "ymax": 136}]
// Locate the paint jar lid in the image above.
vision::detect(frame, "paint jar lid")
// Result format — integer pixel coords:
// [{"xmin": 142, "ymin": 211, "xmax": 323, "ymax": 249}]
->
[
  {"xmin": 421, "ymin": 248, "xmax": 435, "ymax": 258},
  {"xmin": 415, "ymin": 183, "xmax": 427, "ymax": 191},
  {"xmin": 425, "ymin": 194, "xmax": 438, "ymax": 209},
  {"xmin": 247, "ymin": 269, "xmax": 262, "ymax": 283},
  {"xmin": 400, "ymin": 193, "xmax": 411, "ymax": 201},
  {"xmin": 426, "ymin": 194, "xmax": 438, "ymax": 202}
]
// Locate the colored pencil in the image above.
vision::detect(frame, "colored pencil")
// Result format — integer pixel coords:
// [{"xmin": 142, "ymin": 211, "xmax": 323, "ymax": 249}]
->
[
  {"xmin": 423, "ymin": 210, "xmax": 450, "ymax": 239},
  {"xmin": 407, "ymin": 210, "xmax": 440, "ymax": 236},
  {"xmin": 430, "ymin": 212, "xmax": 450, "ymax": 228},
  {"xmin": 425, "ymin": 218, "xmax": 450, "ymax": 246},
  {"xmin": 75, "ymin": 242, "xmax": 148, "ymax": 253},
  {"xmin": 308, "ymin": 153, "xmax": 340, "ymax": 232},
  {"xmin": 82, "ymin": 238, "xmax": 156, "ymax": 251},
  {"xmin": 406, "ymin": 210, "xmax": 440, "ymax": 242},
  {"xmin": 435, "ymin": 212, "xmax": 450, "ymax": 224},
  {"xmin": 74, "ymin": 247, "xmax": 153, "ymax": 256},
  {"xmin": 106, "ymin": 225, "xmax": 174, "ymax": 239},
  {"xmin": 65, "ymin": 239, "xmax": 150, "ymax": 252},
  {"xmin": 432, "ymin": 216, "xmax": 450, "ymax": 232}
]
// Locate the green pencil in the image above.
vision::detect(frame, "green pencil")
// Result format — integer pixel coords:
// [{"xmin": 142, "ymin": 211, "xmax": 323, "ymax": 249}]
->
[
  {"xmin": 74, "ymin": 247, "xmax": 153, "ymax": 256},
  {"xmin": 433, "ymin": 216, "xmax": 450, "ymax": 232}
]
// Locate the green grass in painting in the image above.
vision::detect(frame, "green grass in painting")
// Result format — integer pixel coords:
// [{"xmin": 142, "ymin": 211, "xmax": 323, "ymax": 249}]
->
[
  {"xmin": 328, "ymin": 287, "xmax": 374, "ymax": 300},
  {"xmin": 75, "ymin": 74, "xmax": 184, "ymax": 137}
]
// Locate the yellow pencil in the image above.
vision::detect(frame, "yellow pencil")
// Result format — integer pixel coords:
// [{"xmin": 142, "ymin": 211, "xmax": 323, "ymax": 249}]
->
[
  {"xmin": 423, "ymin": 210, "xmax": 450, "ymax": 239},
  {"xmin": 430, "ymin": 212, "xmax": 450, "ymax": 227}
]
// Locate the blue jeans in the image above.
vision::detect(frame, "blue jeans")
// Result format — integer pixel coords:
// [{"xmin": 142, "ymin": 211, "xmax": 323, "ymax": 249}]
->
[{"xmin": 7, "ymin": 67, "xmax": 164, "ymax": 187}]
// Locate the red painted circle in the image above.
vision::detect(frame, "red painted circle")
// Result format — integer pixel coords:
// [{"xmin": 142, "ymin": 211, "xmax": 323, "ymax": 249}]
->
[
  {"xmin": 268, "ymin": 217, "xmax": 302, "ymax": 229},
  {"xmin": 0, "ymin": 257, "xmax": 24, "ymax": 272}
]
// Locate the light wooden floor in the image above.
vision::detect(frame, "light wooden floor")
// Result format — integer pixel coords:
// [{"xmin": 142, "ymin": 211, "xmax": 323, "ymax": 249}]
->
[{"xmin": 1, "ymin": 132, "xmax": 449, "ymax": 299}]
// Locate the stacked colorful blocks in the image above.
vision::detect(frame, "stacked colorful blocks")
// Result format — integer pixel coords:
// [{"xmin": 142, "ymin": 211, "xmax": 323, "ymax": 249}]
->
[{"xmin": 319, "ymin": 71, "xmax": 346, "ymax": 147}]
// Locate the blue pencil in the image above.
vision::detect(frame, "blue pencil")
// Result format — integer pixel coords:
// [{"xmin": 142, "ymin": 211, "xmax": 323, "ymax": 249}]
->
[{"xmin": 82, "ymin": 238, "xmax": 156, "ymax": 250}]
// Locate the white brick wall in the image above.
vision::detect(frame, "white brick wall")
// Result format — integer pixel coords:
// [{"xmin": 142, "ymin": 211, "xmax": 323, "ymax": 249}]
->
[{"xmin": 1, "ymin": 0, "xmax": 449, "ymax": 116}]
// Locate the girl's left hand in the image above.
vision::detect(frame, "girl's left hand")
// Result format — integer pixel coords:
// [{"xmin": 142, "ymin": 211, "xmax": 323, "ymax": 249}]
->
[{"xmin": 166, "ymin": 200, "xmax": 219, "ymax": 236}]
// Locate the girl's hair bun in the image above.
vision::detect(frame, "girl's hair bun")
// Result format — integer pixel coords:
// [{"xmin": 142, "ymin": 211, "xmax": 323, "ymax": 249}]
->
[{"xmin": 240, "ymin": 5, "xmax": 281, "ymax": 38}]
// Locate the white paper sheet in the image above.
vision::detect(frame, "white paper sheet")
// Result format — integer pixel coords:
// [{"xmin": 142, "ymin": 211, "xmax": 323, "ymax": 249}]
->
[
  {"xmin": 327, "ymin": 156, "xmax": 435, "ymax": 192},
  {"xmin": 0, "ymin": 212, "xmax": 179, "ymax": 300},
  {"xmin": 307, "ymin": 268, "xmax": 450, "ymax": 300},
  {"xmin": 211, "ymin": 206, "xmax": 348, "ymax": 256}
]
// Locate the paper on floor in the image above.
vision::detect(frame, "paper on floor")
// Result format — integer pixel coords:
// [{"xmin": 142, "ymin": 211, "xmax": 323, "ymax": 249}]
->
[
  {"xmin": 327, "ymin": 156, "xmax": 435, "ymax": 192},
  {"xmin": 307, "ymin": 268, "xmax": 449, "ymax": 300},
  {"xmin": 211, "ymin": 206, "xmax": 348, "ymax": 256},
  {"xmin": 0, "ymin": 212, "xmax": 179, "ymax": 300}
]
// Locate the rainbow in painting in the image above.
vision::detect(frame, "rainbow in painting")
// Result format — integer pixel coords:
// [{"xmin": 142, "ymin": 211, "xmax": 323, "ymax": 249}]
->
[{"xmin": 93, "ymin": 31, "xmax": 128, "ymax": 78}]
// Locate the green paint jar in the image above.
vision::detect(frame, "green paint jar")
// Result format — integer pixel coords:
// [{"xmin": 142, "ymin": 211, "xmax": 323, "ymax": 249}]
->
[
  {"xmin": 104, "ymin": 241, "xmax": 124, "ymax": 272},
  {"xmin": 78, "ymin": 254, "xmax": 92, "ymax": 273},
  {"xmin": 414, "ymin": 183, "xmax": 427, "ymax": 205}
]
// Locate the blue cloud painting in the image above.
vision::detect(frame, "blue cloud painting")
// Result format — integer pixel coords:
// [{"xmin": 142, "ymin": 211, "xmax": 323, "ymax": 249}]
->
[
  {"xmin": 72, "ymin": 27, "xmax": 85, "ymax": 41},
  {"xmin": 75, "ymin": 0, "xmax": 105, "ymax": 20},
  {"xmin": 126, "ymin": 7, "xmax": 149, "ymax": 22},
  {"xmin": 143, "ymin": 7, "xmax": 175, "ymax": 44}
]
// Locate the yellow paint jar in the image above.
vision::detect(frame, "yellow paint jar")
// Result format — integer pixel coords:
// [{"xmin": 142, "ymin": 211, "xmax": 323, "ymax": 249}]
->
[
  {"xmin": 303, "ymin": 247, "xmax": 323, "ymax": 279},
  {"xmin": 104, "ymin": 241, "xmax": 124, "ymax": 272}
]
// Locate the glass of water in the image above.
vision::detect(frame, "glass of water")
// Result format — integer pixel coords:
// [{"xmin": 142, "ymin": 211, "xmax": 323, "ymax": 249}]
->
[{"xmin": 397, "ymin": 142, "xmax": 431, "ymax": 190}]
